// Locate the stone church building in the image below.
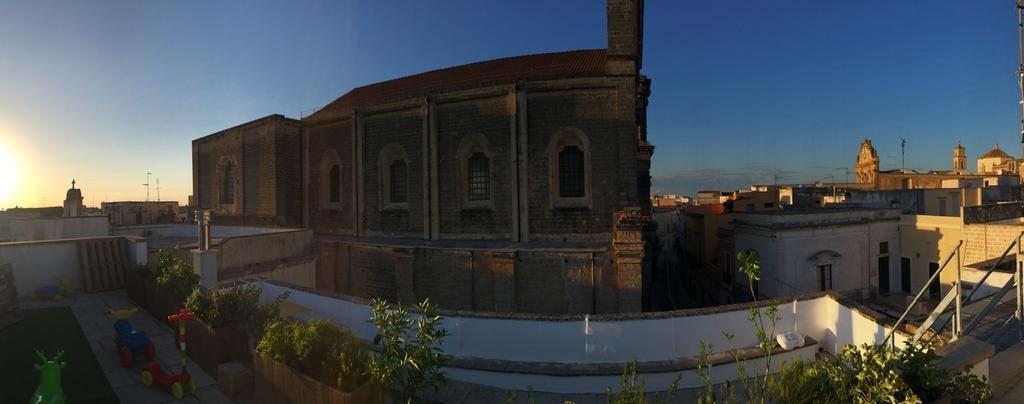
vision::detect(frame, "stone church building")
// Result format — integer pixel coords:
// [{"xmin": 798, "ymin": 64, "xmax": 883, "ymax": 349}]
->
[
  {"xmin": 854, "ymin": 138, "xmax": 1020, "ymax": 189},
  {"xmin": 192, "ymin": 0, "xmax": 655, "ymax": 314}
]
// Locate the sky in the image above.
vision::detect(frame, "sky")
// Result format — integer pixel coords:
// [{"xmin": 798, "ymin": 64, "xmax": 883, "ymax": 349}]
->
[{"xmin": 0, "ymin": 1, "xmax": 1020, "ymax": 207}]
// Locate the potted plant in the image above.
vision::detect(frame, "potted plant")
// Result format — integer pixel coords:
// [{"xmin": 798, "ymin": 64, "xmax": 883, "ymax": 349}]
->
[
  {"xmin": 184, "ymin": 284, "xmax": 288, "ymax": 379},
  {"xmin": 147, "ymin": 248, "xmax": 199, "ymax": 322},
  {"xmin": 254, "ymin": 319, "xmax": 377, "ymax": 404}
]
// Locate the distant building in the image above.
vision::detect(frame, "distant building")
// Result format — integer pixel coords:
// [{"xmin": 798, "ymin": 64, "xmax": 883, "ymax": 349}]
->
[
  {"xmin": 695, "ymin": 190, "xmax": 729, "ymax": 205},
  {"xmin": 63, "ymin": 180, "xmax": 84, "ymax": 217},
  {"xmin": 101, "ymin": 201, "xmax": 180, "ymax": 225},
  {"xmin": 734, "ymin": 208, "xmax": 901, "ymax": 299},
  {"xmin": 854, "ymin": 139, "xmax": 1019, "ymax": 190},
  {"xmin": 651, "ymin": 194, "xmax": 689, "ymax": 207}
]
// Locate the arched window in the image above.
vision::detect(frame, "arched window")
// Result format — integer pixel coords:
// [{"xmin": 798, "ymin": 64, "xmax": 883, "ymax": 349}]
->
[
  {"xmin": 550, "ymin": 129, "xmax": 591, "ymax": 207},
  {"xmin": 389, "ymin": 159, "xmax": 407, "ymax": 203},
  {"xmin": 222, "ymin": 162, "xmax": 236, "ymax": 204},
  {"xmin": 558, "ymin": 146, "xmax": 585, "ymax": 198},
  {"xmin": 467, "ymin": 152, "xmax": 490, "ymax": 201},
  {"xmin": 329, "ymin": 164, "xmax": 340, "ymax": 203},
  {"xmin": 319, "ymin": 150, "xmax": 343, "ymax": 209}
]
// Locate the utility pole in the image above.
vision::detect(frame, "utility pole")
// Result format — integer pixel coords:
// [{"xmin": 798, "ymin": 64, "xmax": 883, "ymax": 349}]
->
[
  {"xmin": 155, "ymin": 178, "xmax": 161, "ymax": 202},
  {"xmin": 1017, "ymin": 0, "xmax": 1024, "ymax": 157}
]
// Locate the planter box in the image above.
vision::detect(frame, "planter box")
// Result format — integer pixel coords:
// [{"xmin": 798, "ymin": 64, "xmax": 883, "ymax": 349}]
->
[
  {"xmin": 186, "ymin": 320, "xmax": 251, "ymax": 380},
  {"xmin": 253, "ymin": 352, "xmax": 379, "ymax": 404},
  {"xmin": 145, "ymin": 284, "xmax": 183, "ymax": 325},
  {"xmin": 124, "ymin": 269, "xmax": 151, "ymax": 309}
]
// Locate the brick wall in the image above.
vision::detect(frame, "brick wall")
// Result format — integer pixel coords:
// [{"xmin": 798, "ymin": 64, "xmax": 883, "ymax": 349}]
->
[
  {"xmin": 363, "ymin": 108, "xmax": 425, "ymax": 237},
  {"xmin": 307, "ymin": 119, "xmax": 356, "ymax": 233},
  {"xmin": 435, "ymin": 96, "xmax": 515, "ymax": 239},
  {"xmin": 526, "ymin": 88, "xmax": 629, "ymax": 239},
  {"xmin": 192, "ymin": 115, "xmax": 303, "ymax": 227},
  {"xmin": 963, "ymin": 223, "xmax": 1023, "ymax": 266},
  {"xmin": 315, "ymin": 239, "xmax": 630, "ymax": 314}
]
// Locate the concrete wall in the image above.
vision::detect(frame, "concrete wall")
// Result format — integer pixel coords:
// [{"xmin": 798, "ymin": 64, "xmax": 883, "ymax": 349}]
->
[
  {"xmin": 0, "ymin": 236, "xmax": 146, "ymax": 297},
  {"xmin": 110, "ymin": 223, "xmax": 292, "ymax": 239},
  {"xmin": 964, "ymin": 202, "xmax": 1024, "ymax": 224},
  {"xmin": 10, "ymin": 216, "xmax": 109, "ymax": 241},
  {"xmin": 734, "ymin": 215, "xmax": 899, "ymax": 298},
  {"xmin": 899, "ymin": 214, "xmax": 964, "ymax": 297},
  {"xmin": 256, "ymin": 281, "xmax": 909, "ymax": 396}
]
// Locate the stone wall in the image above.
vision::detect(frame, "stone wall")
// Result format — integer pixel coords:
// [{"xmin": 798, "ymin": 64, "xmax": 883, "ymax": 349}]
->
[
  {"xmin": 192, "ymin": 114, "xmax": 304, "ymax": 227},
  {"xmin": 315, "ymin": 238, "xmax": 636, "ymax": 314},
  {"xmin": 963, "ymin": 203, "xmax": 1024, "ymax": 224}
]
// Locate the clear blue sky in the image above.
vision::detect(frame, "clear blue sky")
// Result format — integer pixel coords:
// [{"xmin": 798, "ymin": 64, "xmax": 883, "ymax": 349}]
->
[{"xmin": 0, "ymin": 0, "xmax": 1020, "ymax": 206}]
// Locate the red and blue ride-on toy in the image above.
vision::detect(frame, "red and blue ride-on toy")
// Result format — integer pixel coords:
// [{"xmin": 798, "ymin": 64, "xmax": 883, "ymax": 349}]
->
[
  {"xmin": 107, "ymin": 308, "xmax": 156, "ymax": 367},
  {"xmin": 142, "ymin": 308, "xmax": 196, "ymax": 400}
]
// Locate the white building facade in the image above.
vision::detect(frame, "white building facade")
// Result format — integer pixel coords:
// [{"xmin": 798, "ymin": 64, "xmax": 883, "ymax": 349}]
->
[{"xmin": 733, "ymin": 208, "xmax": 901, "ymax": 298}]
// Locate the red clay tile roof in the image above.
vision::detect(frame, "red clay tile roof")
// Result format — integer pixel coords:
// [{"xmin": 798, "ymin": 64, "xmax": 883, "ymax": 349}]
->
[
  {"xmin": 307, "ymin": 49, "xmax": 607, "ymax": 121},
  {"xmin": 981, "ymin": 146, "xmax": 1013, "ymax": 159}
]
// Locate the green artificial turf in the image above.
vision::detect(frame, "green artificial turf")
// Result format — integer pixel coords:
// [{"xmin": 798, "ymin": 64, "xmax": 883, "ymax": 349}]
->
[{"xmin": 0, "ymin": 306, "xmax": 118, "ymax": 404}]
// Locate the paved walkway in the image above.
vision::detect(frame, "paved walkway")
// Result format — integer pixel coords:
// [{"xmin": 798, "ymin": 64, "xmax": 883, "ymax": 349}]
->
[{"xmin": 20, "ymin": 290, "xmax": 233, "ymax": 404}]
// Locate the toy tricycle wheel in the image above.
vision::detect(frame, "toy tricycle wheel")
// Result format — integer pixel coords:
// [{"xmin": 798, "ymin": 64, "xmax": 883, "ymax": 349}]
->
[
  {"xmin": 187, "ymin": 380, "xmax": 196, "ymax": 394},
  {"xmin": 171, "ymin": 381, "xmax": 184, "ymax": 400},
  {"xmin": 141, "ymin": 370, "xmax": 153, "ymax": 386},
  {"xmin": 118, "ymin": 346, "xmax": 133, "ymax": 367},
  {"xmin": 143, "ymin": 342, "xmax": 156, "ymax": 360}
]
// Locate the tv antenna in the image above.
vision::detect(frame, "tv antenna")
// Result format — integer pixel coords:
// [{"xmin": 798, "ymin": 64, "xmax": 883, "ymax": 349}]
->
[
  {"xmin": 901, "ymin": 138, "xmax": 907, "ymax": 171},
  {"xmin": 143, "ymin": 172, "xmax": 151, "ymax": 202}
]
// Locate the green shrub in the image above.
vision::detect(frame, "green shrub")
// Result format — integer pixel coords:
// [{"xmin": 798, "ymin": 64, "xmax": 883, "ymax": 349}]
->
[
  {"xmin": 153, "ymin": 248, "xmax": 199, "ymax": 301},
  {"xmin": 368, "ymin": 298, "xmax": 449, "ymax": 403},
  {"xmin": 255, "ymin": 319, "xmax": 369, "ymax": 392},
  {"xmin": 948, "ymin": 369, "xmax": 991, "ymax": 404},
  {"xmin": 185, "ymin": 284, "xmax": 288, "ymax": 338}
]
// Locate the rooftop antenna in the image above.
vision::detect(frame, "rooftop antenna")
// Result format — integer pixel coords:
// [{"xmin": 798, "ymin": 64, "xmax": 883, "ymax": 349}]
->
[
  {"xmin": 142, "ymin": 172, "xmax": 151, "ymax": 202},
  {"xmin": 901, "ymin": 138, "xmax": 907, "ymax": 171},
  {"xmin": 155, "ymin": 178, "xmax": 161, "ymax": 202},
  {"xmin": 1017, "ymin": 0, "xmax": 1024, "ymax": 156}
]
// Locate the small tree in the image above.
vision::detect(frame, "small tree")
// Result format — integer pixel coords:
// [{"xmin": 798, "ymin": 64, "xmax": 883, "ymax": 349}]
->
[{"xmin": 368, "ymin": 298, "xmax": 450, "ymax": 403}]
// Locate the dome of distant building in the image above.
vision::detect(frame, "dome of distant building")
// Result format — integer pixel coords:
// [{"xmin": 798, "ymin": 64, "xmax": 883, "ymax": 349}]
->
[
  {"xmin": 63, "ymin": 179, "xmax": 84, "ymax": 217},
  {"xmin": 981, "ymin": 145, "xmax": 1012, "ymax": 159}
]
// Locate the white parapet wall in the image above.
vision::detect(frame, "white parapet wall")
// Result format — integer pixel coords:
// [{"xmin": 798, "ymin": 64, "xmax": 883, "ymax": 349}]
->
[
  {"xmin": 255, "ymin": 280, "xmax": 912, "ymax": 395},
  {"xmin": 0, "ymin": 236, "xmax": 147, "ymax": 297}
]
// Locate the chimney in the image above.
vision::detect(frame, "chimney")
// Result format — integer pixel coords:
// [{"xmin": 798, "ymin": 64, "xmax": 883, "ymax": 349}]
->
[{"xmin": 606, "ymin": 0, "xmax": 644, "ymax": 76}]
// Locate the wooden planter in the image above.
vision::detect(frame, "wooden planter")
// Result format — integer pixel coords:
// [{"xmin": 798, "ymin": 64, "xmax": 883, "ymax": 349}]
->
[
  {"xmin": 186, "ymin": 320, "xmax": 251, "ymax": 379},
  {"xmin": 124, "ymin": 269, "xmax": 151, "ymax": 309},
  {"xmin": 253, "ymin": 352, "xmax": 379, "ymax": 404},
  {"xmin": 145, "ymin": 284, "xmax": 183, "ymax": 325}
]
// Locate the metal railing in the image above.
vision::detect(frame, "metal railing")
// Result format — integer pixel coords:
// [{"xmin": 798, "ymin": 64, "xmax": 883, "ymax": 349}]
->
[
  {"xmin": 882, "ymin": 240, "xmax": 962, "ymax": 351},
  {"xmin": 883, "ymin": 231, "xmax": 1024, "ymax": 351}
]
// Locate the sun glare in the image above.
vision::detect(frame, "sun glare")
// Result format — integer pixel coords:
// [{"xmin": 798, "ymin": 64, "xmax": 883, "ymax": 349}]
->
[{"xmin": 0, "ymin": 144, "xmax": 18, "ymax": 204}]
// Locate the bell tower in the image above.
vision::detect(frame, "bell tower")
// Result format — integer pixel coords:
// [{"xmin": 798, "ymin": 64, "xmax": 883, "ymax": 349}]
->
[
  {"xmin": 855, "ymin": 139, "xmax": 879, "ymax": 186},
  {"xmin": 953, "ymin": 143, "xmax": 967, "ymax": 172}
]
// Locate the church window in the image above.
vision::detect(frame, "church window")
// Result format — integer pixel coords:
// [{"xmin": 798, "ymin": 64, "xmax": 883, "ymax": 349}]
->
[
  {"xmin": 559, "ymin": 146, "xmax": 585, "ymax": 198},
  {"xmin": 319, "ymin": 150, "xmax": 343, "ymax": 209},
  {"xmin": 329, "ymin": 164, "xmax": 340, "ymax": 203},
  {"xmin": 550, "ymin": 129, "xmax": 591, "ymax": 208},
  {"xmin": 380, "ymin": 144, "xmax": 409, "ymax": 209},
  {"xmin": 389, "ymin": 160, "xmax": 407, "ymax": 203},
  {"xmin": 467, "ymin": 152, "xmax": 489, "ymax": 202}
]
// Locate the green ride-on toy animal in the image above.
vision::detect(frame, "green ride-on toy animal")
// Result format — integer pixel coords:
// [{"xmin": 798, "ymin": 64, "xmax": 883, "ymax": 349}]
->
[{"xmin": 30, "ymin": 350, "xmax": 66, "ymax": 404}]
